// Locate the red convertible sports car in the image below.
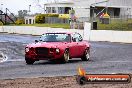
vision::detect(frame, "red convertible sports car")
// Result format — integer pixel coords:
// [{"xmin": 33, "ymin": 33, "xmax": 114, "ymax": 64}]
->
[{"xmin": 25, "ymin": 32, "xmax": 90, "ymax": 64}]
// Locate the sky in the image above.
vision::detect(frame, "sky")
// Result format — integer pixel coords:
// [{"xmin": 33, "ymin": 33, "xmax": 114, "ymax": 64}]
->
[{"xmin": 0, "ymin": 0, "xmax": 65, "ymax": 15}]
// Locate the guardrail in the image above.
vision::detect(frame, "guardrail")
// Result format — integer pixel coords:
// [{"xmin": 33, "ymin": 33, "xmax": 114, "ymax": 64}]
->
[{"xmin": 0, "ymin": 26, "xmax": 83, "ymax": 35}]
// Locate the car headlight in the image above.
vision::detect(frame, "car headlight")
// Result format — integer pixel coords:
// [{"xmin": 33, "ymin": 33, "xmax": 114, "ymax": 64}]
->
[
  {"xmin": 56, "ymin": 48, "xmax": 60, "ymax": 53},
  {"xmin": 25, "ymin": 47, "xmax": 30, "ymax": 52}
]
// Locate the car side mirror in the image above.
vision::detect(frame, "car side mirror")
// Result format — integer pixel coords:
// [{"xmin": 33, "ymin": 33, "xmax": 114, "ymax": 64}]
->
[{"xmin": 35, "ymin": 40, "xmax": 38, "ymax": 43}]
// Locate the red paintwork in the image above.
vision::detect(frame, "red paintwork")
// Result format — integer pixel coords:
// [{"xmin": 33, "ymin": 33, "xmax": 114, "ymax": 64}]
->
[{"xmin": 25, "ymin": 32, "xmax": 90, "ymax": 61}]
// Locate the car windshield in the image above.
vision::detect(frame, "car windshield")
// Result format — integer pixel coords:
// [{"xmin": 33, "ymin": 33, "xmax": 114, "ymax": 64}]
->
[{"xmin": 39, "ymin": 33, "xmax": 71, "ymax": 42}]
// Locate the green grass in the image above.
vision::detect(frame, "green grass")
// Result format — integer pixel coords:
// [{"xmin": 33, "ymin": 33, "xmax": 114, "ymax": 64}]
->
[
  {"xmin": 0, "ymin": 23, "xmax": 70, "ymax": 29},
  {"xmin": 97, "ymin": 19, "xmax": 132, "ymax": 31},
  {"xmin": 1, "ymin": 18, "xmax": 132, "ymax": 31},
  {"xmin": 16, "ymin": 23, "xmax": 70, "ymax": 29}
]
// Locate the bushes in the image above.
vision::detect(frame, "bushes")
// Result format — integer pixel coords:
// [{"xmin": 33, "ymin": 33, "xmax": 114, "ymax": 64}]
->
[
  {"xmin": 35, "ymin": 14, "xmax": 59, "ymax": 23},
  {"xmin": 0, "ymin": 22, "xmax": 3, "ymax": 25},
  {"xmin": 15, "ymin": 19, "xmax": 24, "ymax": 24},
  {"xmin": 35, "ymin": 14, "xmax": 46, "ymax": 23},
  {"xmin": 47, "ymin": 14, "xmax": 59, "ymax": 17}
]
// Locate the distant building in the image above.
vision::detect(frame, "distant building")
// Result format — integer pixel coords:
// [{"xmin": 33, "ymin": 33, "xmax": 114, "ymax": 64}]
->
[
  {"xmin": 72, "ymin": 0, "xmax": 132, "ymax": 18},
  {"xmin": 44, "ymin": 0, "xmax": 132, "ymax": 19},
  {"xmin": 44, "ymin": 1, "xmax": 73, "ymax": 14},
  {"xmin": 24, "ymin": 16, "xmax": 35, "ymax": 24}
]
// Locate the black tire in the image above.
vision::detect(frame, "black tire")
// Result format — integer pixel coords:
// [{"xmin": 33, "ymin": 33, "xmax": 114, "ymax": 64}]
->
[
  {"xmin": 81, "ymin": 48, "xmax": 90, "ymax": 61},
  {"xmin": 62, "ymin": 50, "xmax": 70, "ymax": 63},
  {"xmin": 25, "ymin": 57, "xmax": 35, "ymax": 65},
  {"xmin": 76, "ymin": 76, "xmax": 87, "ymax": 85}
]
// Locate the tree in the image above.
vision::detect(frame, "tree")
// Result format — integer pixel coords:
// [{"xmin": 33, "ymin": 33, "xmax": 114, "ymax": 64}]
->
[{"xmin": 18, "ymin": 10, "xmax": 28, "ymax": 19}]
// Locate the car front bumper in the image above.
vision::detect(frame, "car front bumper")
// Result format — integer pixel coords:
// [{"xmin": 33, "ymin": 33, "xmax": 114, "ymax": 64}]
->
[{"xmin": 25, "ymin": 53, "xmax": 63, "ymax": 60}]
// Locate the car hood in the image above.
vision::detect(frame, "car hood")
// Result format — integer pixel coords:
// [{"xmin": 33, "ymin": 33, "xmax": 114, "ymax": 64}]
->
[{"xmin": 26, "ymin": 42, "xmax": 68, "ymax": 48}]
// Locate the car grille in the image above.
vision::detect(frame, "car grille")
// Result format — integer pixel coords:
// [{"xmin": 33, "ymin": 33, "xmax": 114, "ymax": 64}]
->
[{"xmin": 35, "ymin": 47, "xmax": 49, "ymax": 55}]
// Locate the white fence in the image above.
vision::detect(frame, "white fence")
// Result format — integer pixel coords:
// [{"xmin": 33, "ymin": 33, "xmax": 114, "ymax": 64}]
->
[
  {"xmin": 90, "ymin": 30, "xmax": 132, "ymax": 43},
  {"xmin": 84, "ymin": 22, "xmax": 132, "ymax": 43},
  {"xmin": 0, "ymin": 26, "xmax": 53, "ymax": 35},
  {"xmin": 0, "ymin": 24, "xmax": 132, "ymax": 43},
  {"xmin": 0, "ymin": 26, "xmax": 83, "ymax": 36}
]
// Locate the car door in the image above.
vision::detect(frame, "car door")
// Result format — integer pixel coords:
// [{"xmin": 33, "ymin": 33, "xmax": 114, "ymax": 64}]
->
[
  {"xmin": 69, "ymin": 34, "xmax": 79, "ymax": 57},
  {"xmin": 76, "ymin": 33, "xmax": 86, "ymax": 56},
  {"xmin": 73, "ymin": 33, "xmax": 85, "ymax": 57}
]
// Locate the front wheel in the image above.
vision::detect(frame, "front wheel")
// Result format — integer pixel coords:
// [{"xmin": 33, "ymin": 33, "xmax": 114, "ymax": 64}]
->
[
  {"xmin": 25, "ymin": 57, "xmax": 35, "ymax": 65},
  {"xmin": 62, "ymin": 50, "xmax": 70, "ymax": 63},
  {"xmin": 81, "ymin": 48, "xmax": 90, "ymax": 61}
]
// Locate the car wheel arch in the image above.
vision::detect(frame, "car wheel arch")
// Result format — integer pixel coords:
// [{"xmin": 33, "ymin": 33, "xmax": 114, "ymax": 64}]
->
[
  {"xmin": 81, "ymin": 47, "xmax": 90, "ymax": 61},
  {"xmin": 86, "ymin": 47, "xmax": 90, "ymax": 50},
  {"xmin": 63, "ymin": 48, "xmax": 69, "ymax": 54},
  {"xmin": 65, "ymin": 48, "xmax": 69, "ymax": 52}
]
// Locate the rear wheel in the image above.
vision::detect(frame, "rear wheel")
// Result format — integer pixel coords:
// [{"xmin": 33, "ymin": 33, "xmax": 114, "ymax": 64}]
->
[
  {"xmin": 81, "ymin": 48, "xmax": 90, "ymax": 61},
  {"xmin": 25, "ymin": 57, "xmax": 35, "ymax": 65},
  {"xmin": 62, "ymin": 50, "xmax": 70, "ymax": 63}
]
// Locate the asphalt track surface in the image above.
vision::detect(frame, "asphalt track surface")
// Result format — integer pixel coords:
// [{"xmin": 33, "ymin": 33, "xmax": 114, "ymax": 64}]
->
[{"xmin": 0, "ymin": 33, "xmax": 132, "ymax": 79}]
